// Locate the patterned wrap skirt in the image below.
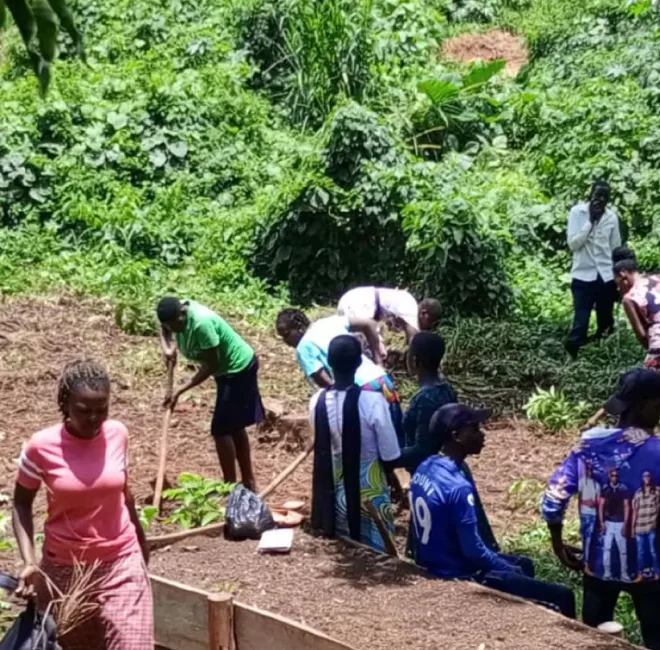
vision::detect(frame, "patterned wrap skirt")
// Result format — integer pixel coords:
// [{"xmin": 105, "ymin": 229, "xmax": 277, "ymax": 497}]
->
[
  {"xmin": 38, "ymin": 551, "xmax": 153, "ymax": 650},
  {"xmin": 333, "ymin": 456, "xmax": 394, "ymax": 553}
]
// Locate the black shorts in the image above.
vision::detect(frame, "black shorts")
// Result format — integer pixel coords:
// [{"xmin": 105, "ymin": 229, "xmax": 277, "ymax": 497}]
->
[{"xmin": 211, "ymin": 356, "xmax": 265, "ymax": 437}]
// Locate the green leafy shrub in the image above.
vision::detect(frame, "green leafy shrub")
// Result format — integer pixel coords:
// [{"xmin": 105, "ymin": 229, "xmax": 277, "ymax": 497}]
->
[
  {"xmin": 0, "ymin": 510, "xmax": 15, "ymax": 551},
  {"xmin": 443, "ymin": 315, "xmax": 641, "ymax": 412},
  {"xmin": 524, "ymin": 386, "xmax": 591, "ymax": 432},
  {"xmin": 413, "ymin": 59, "xmax": 506, "ymax": 157},
  {"xmin": 137, "ymin": 505, "xmax": 158, "ymax": 532},
  {"xmin": 404, "ymin": 195, "xmax": 511, "ymax": 317},
  {"xmin": 324, "ymin": 102, "xmax": 397, "ymax": 188},
  {"xmin": 163, "ymin": 473, "xmax": 235, "ymax": 529},
  {"xmin": 254, "ymin": 104, "xmax": 409, "ymax": 304},
  {"xmin": 446, "ymin": 0, "xmax": 499, "ymax": 22}
]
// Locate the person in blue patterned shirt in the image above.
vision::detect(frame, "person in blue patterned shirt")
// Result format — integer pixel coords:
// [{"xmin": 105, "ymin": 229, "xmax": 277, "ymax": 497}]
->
[{"xmin": 542, "ymin": 368, "xmax": 660, "ymax": 649}]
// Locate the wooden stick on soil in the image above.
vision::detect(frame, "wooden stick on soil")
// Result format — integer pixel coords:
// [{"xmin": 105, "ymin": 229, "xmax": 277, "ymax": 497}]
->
[
  {"xmin": 363, "ymin": 499, "xmax": 399, "ymax": 558},
  {"xmin": 259, "ymin": 440, "xmax": 313, "ymax": 499},
  {"xmin": 147, "ymin": 440, "xmax": 314, "ymax": 548},
  {"xmin": 153, "ymin": 359, "xmax": 175, "ymax": 512}
]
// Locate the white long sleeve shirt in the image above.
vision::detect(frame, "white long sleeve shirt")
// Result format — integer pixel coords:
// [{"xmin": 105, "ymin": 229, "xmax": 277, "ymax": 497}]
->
[{"xmin": 567, "ymin": 202, "xmax": 621, "ymax": 282}]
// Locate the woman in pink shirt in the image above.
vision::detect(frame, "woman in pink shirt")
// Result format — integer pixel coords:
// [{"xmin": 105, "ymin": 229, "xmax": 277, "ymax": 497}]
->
[{"xmin": 12, "ymin": 360, "xmax": 153, "ymax": 649}]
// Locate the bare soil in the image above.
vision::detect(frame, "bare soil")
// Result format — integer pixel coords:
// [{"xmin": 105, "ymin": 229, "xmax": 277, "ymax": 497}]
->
[
  {"xmin": 151, "ymin": 532, "xmax": 630, "ymax": 650},
  {"xmin": 442, "ymin": 29, "xmax": 529, "ymax": 76},
  {"xmin": 0, "ymin": 296, "xmax": 621, "ymax": 649}
]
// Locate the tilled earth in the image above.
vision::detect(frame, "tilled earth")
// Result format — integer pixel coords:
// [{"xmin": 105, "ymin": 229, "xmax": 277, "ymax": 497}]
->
[
  {"xmin": 0, "ymin": 296, "xmax": 613, "ymax": 649},
  {"xmin": 151, "ymin": 532, "xmax": 631, "ymax": 650}
]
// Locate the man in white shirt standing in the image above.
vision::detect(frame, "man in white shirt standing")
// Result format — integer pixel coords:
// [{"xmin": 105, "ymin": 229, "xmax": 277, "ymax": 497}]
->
[{"xmin": 566, "ymin": 180, "xmax": 621, "ymax": 359}]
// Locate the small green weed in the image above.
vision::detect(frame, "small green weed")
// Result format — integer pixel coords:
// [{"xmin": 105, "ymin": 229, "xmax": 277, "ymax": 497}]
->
[
  {"xmin": 524, "ymin": 386, "xmax": 591, "ymax": 432},
  {"xmin": 507, "ymin": 478, "xmax": 545, "ymax": 511},
  {"xmin": 163, "ymin": 473, "xmax": 234, "ymax": 529},
  {"xmin": 138, "ymin": 505, "xmax": 158, "ymax": 533}
]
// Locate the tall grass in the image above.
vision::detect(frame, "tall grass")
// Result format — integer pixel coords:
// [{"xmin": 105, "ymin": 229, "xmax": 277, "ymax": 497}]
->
[
  {"xmin": 284, "ymin": 0, "xmax": 374, "ymax": 127},
  {"xmin": 241, "ymin": 0, "xmax": 376, "ymax": 128}
]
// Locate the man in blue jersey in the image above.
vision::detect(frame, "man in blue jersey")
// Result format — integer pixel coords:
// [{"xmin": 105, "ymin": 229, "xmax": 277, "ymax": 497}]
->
[
  {"xmin": 410, "ymin": 403, "xmax": 576, "ymax": 618},
  {"xmin": 543, "ymin": 368, "xmax": 660, "ymax": 649}
]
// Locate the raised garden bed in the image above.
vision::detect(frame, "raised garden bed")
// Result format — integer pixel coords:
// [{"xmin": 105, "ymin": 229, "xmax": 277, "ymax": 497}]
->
[{"xmin": 151, "ymin": 530, "xmax": 635, "ymax": 650}]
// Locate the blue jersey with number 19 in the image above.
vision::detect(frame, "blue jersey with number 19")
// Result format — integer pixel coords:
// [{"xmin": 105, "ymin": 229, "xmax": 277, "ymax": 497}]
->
[{"xmin": 410, "ymin": 455, "xmax": 481, "ymax": 578}]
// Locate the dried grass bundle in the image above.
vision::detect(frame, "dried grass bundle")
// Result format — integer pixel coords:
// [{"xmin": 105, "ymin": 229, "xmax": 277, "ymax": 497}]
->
[{"xmin": 39, "ymin": 559, "xmax": 107, "ymax": 640}]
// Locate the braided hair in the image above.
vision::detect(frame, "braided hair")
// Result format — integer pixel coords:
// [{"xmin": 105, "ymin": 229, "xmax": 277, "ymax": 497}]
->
[
  {"xmin": 275, "ymin": 308, "xmax": 310, "ymax": 336},
  {"xmin": 57, "ymin": 360, "xmax": 111, "ymax": 418}
]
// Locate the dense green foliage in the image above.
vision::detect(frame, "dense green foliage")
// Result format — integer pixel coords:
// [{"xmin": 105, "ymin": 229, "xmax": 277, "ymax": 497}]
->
[{"xmin": 1, "ymin": 0, "xmax": 658, "ymax": 408}]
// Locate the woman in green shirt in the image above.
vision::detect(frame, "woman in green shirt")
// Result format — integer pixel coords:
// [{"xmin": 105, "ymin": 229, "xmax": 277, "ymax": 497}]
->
[{"xmin": 157, "ymin": 297, "xmax": 263, "ymax": 491}]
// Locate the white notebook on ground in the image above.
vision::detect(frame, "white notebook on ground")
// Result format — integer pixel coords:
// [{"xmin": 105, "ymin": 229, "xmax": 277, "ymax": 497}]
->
[{"xmin": 258, "ymin": 528, "xmax": 294, "ymax": 554}]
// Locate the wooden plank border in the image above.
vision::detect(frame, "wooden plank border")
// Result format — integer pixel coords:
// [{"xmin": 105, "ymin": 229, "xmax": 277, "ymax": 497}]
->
[
  {"xmin": 233, "ymin": 601, "xmax": 357, "ymax": 650},
  {"xmin": 150, "ymin": 574, "xmax": 357, "ymax": 650},
  {"xmin": 150, "ymin": 575, "xmax": 232, "ymax": 650}
]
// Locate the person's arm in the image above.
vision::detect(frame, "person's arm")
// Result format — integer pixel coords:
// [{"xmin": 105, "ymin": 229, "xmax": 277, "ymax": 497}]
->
[
  {"xmin": 395, "ymin": 396, "xmax": 443, "ymax": 470},
  {"xmin": 623, "ymin": 498, "xmax": 631, "ymax": 538},
  {"xmin": 296, "ymin": 341, "xmax": 334, "ymax": 389},
  {"xmin": 159, "ymin": 326, "xmax": 178, "ymax": 364},
  {"xmin": 12, "ymin": 484, "xmax": 40, "ymax": 597},
  {"xmin": 623, "ymin": 298, "xmax": 648, "ymax": 349},
  {"xmin": 598, "ymin": 495, "xmax": 605, "ymax": 530},
  {"xmin": 548, "ymin": 523, "xmax": 583, "ymax": 571},
  {"xmin": 347, "ymin": 317, "xmax": 384, "ymax": 367},
  {"xmin": 125, "ymin": 484, "xmax": 149, "ymax": 565},
  {"xmin": 451, "ymin": 487, "xmax": 517, "ymax": 573},
  {"xmin": 310, "ymin": 368, "xmax": 334, "ymax": 389},
  {"xmin": 461, "ymin": 462, "xmax": 500, "ymax": 553},
  {"xmin": 632, "ymin": 495, "xmax": 639, "ymax": 537},
  {"xmin": 169, "ymin": 346, "xmax": 219, "ymax": 407},
  {"xmin": 392, "ymin": 317, "xmax": 418, "ymax": 344},
  {"xmin": 567, "ymin": 206, "xmax": 593, "ymax": 253},
  {"xmin": 542, "ymin": 451, "xmax": 583, "ymax": 570},
  {"xmin": 456, "ymin": 521, "xmax": 518, "ymax": 573}
]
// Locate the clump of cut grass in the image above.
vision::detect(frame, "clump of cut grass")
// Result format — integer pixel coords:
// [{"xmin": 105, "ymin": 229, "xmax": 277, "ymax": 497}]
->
[{"xmin": 40, "ymin": 560, "xmax": 106, "ymax": 639}]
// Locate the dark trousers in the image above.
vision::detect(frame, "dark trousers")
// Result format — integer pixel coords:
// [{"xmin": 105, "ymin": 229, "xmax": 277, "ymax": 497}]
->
[
  {"xmin": 566, "ymin": 276, "xmax": 618, "ymax": 356},
  {"xmin": 477, "ymin": 554, "xmax": 576, "ymax": 619},
  {"xmin": 583, "ymin": 575, "xmax": 660, "ymax": 650}
]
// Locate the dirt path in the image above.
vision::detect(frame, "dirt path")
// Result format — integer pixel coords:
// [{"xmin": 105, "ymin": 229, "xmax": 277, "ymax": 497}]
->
[{"xmin": 442, "ymin": 29, "xmax": 528, "ymax": 76}]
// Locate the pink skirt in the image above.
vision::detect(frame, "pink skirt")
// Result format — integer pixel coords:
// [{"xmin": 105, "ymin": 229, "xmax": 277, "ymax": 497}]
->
[{"xmin": 38, "ymin": 552, "xmax": 153, "ymax": 650}]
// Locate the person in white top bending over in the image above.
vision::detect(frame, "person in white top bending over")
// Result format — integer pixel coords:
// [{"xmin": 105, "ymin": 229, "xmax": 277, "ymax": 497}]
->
[
  {"xmin": 565, "ymin": 180, "xmax": 621, "ymax": 359},
  {"xmin": 337, "ymin": 286, "xmax": 441, "ymax": 357}
]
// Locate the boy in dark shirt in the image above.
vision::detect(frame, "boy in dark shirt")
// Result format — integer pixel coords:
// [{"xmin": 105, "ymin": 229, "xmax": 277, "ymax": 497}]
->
[
  {"xmin": 399, "ymin": 332, "xmax": 457, "ymax": 465},
  {"xmin": 394, "ymin": 332, "xmax": 499, "ymax": 552}
]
